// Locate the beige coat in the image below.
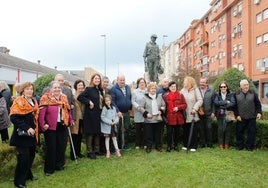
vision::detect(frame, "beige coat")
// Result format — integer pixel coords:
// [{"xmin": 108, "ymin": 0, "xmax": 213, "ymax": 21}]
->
[
  {"xmin": 181, "ymin": 87, "xmax": 203, "ymax": 123},
  {"xmin": 70, "ymin": 92, "xmax": 84, "ymax": 134}
]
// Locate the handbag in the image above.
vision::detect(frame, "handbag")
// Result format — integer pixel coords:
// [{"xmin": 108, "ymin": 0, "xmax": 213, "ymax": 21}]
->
[
  {"xmin": 198, "ymin": 106, "xmax": 205, "ymax": 116},
  {"xmin": 17, "ymin": 128, "xmax": 31, "ymax": 137},
  {"xmin": 226, "ymin": 111, "xmax": 235, "ymax": 122},
  {"xmin": 194, "ymin": 89, "xmax": 205, "ymax": 116}
]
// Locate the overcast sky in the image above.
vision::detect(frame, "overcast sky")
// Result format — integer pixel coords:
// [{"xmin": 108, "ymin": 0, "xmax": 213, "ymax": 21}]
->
[{"xmin": 0, "ymin": 0, "xmax": 212, "ymax": 82}]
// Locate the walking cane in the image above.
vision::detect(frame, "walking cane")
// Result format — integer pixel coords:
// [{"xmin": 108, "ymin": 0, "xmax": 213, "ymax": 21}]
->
[
  {"xmin": 121, "ymin": 116, "xmax": 125, "ymax": 150},
  {"xmin": 187, "ymin": 113, "xmax": 195, "ymax": 153},
  {"xmin": 67, "ymin": 127, "xmax": 78, "ymax": 164}
]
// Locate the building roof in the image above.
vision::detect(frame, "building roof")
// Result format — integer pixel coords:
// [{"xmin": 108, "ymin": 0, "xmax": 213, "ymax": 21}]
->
[{"xmin": 0, "ymin": 52, "xmax": 84, "ymax": 82}]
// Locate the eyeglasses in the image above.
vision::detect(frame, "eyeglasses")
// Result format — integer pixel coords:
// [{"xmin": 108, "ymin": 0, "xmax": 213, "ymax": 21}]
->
[{"xmin": 220, "ymin": 86, "xmax": 227, "ymax": 88}]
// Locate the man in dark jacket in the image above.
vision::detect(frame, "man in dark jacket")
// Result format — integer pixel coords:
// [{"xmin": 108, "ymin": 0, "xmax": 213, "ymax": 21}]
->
[
  {"xmin": 198, "ymin": 77, "xmax": 216, "ymax": 148},
  {"xmin": 110, "ymin": 74, "xmax": 132, "ymax": 150},
  {"xmin": 234, "ymin": 79, "xmax": 262, "ymax": 151}
]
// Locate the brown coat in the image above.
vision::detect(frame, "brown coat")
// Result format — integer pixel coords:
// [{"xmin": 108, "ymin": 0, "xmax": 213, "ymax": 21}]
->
[{"xmin": 70, "ymin": 92, "xmax": 84, "ymax": 134}]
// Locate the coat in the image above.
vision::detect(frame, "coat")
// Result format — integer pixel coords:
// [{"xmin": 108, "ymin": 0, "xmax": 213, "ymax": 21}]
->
[
  {"xmin": 141, "ymin": 93, "xmax": 166, "ymax": 124},
  {"xmin": 214, "ymin": 92, "xmax": 236, "ymax": 118},
  {"xmin": 77, "ymin": 86, "xmax": 103, "ymax": 134},
  {"xmin": 163, "ymin": 91, "xmax": 187, "ymax": 125},
  {"xmin": 181, "ymin": 87, "xmax": 203, "ymax": 123},
  {"xmin": 110, "ymin": 84, "xmax": 132, "ymax": 113},
  {"xmin": 101, "ymin": 105, "xmax": 119, "ymax": 134},
  {"xmin": 0, "ymin": 97, "xmax": 10, "ymax": 130},
  {"xmin": 70, "ymin": 92, "xmax": 84, "ymax": 134},
  {"xmin": 131, "ymin": 88, "xmax": 146, "ymax": 123}
]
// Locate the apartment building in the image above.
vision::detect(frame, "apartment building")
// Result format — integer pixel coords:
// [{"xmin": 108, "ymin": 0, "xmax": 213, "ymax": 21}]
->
[{"xmin": 162, "ymin": 0, "xmax": 268, "ymax": 102}]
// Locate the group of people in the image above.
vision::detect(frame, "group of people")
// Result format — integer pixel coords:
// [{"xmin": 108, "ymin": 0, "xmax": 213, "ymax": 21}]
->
[{"xmin": 0, "ymin": 73, "xmax": 263, "ymax": 188}]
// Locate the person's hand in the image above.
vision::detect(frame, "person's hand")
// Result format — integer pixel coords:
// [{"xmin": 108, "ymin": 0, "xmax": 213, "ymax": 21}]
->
[
  {"xmin": 191, "ymin": 109, "xmax": 197, "ymax": 114},
  {"xmin": 257, "ymin": 113, "xmax": 262, "ymax": 120},
  {"xmin": 43, "ymin": 124, "xmax": 49, "ymax": 131},
  {"xmin": 118, "ymin": 112, "xmax": 123, "ymax": 118},
  {"xmin": 27, "ymin": 128, "xmax": 35, "ymax": 136},
  {"xmin": 237, "ymin": 116, "xmax": 242, "ymax": 122},
  {"xmin": 89, "ymin": 100, "xmax": 94, "ymax": 109},
  {"xmin": 147, "ymin": 113, "xmax": 153, "ymax": 119},
  {"xmin": 211, "ymin": 113, "xmax": 215, "ymax": 119},
  {"xmin": 137, "ymin": 106, "xmax": 142, "ymax": 112},
  {"xmin": 173, "ymin": 107, "xmax": 178, "ymax": 112}
]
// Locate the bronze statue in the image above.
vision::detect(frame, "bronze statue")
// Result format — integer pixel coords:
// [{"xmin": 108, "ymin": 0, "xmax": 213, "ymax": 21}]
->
[{"xmin": 143, "ymin": 34, "xmax": 163, "ymax": 83}]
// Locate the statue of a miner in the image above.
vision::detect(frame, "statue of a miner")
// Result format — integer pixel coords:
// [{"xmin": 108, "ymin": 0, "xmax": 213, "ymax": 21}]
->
[{"xmin": 143, "ymin": 34, "xmax": 163, "ymax": 83}]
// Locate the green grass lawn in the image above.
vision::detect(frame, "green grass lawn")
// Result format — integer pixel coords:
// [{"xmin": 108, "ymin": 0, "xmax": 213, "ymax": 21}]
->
[{"xmin": 1, "ymin": 145, "xmax": 267, "ymax": 188}]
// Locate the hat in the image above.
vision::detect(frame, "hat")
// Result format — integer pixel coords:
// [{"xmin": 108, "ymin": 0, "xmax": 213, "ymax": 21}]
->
[{"xmin": 151, "ymin": 34, "xmax": 157, "ymax": 38}]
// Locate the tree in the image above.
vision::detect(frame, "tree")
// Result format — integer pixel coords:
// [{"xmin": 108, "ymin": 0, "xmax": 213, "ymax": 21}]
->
[
  {"xmin": 171, "ymin": 66, "xmax": 201, "ymax": 89},
  {"xmin": 212, "ymin": 68, "xmax": 256, "ymax": 92},
  {"xmin": 34, "ymin": 74, "xmax": 55, "ymax": 96}
]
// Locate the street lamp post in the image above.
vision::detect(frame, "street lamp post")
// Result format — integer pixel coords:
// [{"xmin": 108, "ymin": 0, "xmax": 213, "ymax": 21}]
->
[{"xmin": 101, "ymin": 34, "xmax": 107, "ymax": 76}]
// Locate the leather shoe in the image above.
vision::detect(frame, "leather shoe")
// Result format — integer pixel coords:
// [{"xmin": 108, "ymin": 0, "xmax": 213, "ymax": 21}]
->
[
  {"xmin": 156, "ymin": 147, "xmax": 162, "ymax": 152},
  {"xmin": 45, "ymin": 172, "xmax": 52, "ymax": 176},
  {"xmin": 146, "ymin": 148, "xmax": 151, "ymax": 153},
  {"xmin": 87, "ymin": 153, "xmax": 97, "ymax": 159},
  {"xmin": 15, "ymin": 184, "xmax": 26, "ymax": 188},
  {"xmin": 27, "ymin": 176, "xmax": 38, "ymax": 181},
  {"xmin": 77, "ymin": 153, "xmax": 85, "ymax": 158},
  {"xmin": 174, "ymin": 146, "xmax": 179, "ymax": 151},
  {"xmin": 166, "ymin": 146, "xmax": 171, "ymax": 152},
  {"xmin": 56, "ymin": 166, "xmax": 65, "ymax": 171}
]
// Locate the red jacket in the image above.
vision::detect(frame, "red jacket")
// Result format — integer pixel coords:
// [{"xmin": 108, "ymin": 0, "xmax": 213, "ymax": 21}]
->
[{"xmin": 163, "ymin": 91, "xmax": 187, "ymax": 126}]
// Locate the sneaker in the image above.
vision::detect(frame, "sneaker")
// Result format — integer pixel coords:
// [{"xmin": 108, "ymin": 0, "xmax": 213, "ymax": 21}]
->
[
  {"xmin": 182, "ymin": 147, "xmax": 187, "ymax": 151},
  {"xmin": 135, "ymin": 146, "xmax": 140, "ymax": 150},
  {"xmin": 116, "ymin": 149, "xmax": 121, "ymax": 157},
  {"xmin": 122, "ymin": 145, "xmax": 131, "ymax": 151},
  {"xmin": 190, "ymin": 148, "xmax": 196, "ymax": 152}
]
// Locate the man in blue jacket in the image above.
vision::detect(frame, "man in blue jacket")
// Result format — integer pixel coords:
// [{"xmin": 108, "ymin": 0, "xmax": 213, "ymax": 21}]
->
[{"xmin": 110, "ymin": 74, "xmax": 132, "ymax": 151}]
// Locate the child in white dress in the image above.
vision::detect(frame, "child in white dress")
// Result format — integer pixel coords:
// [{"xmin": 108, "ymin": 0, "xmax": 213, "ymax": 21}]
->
[{"xmin": 101, "ymin": 94, "xmax": 121, "ymax": 158}]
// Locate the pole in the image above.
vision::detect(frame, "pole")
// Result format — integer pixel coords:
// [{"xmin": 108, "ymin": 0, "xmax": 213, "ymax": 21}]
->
[{"xmin": 101, "ymin": 34, "xmax": 107, "ymax": 76}]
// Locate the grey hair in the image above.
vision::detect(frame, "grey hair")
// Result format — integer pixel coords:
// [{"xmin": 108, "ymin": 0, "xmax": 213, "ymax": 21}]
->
[
  {"xmin": 0, "ymin": 81, "xmax": 10, "ymax": 92},
  {"xmin": 240, "ymin": 79, "xmax": 249, "ymax": 86}
]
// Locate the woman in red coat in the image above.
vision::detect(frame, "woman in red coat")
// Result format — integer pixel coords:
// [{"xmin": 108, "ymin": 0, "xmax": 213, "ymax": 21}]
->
[{"xmin": 163, "ymin": 81, "xmax": 187, "ymax": 152}]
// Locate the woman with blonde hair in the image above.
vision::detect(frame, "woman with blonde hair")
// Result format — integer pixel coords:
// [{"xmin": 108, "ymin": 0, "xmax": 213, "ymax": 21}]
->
[
  {"xmin": 180, "ymin": 76, "xmax": 203, "ymax": 152},
  {"xmin": 140, "ymin": 82, "xmax": 166, "ymax": 153},
  {"xmin": 10, "ymin": 82, "xmax": 39, "ymax": 187}
]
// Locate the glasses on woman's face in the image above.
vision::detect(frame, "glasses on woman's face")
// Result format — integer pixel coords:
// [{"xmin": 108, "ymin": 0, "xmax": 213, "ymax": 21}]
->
[{"xmin": 220, "ymin": 85, "xmax": 227, "ymax": 89}]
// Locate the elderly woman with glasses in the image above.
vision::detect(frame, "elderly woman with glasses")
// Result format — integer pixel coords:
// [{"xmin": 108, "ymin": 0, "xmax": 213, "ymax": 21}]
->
[{"xmin": 214, "ymin": 81, "xmax": 236, "ymax": 149}]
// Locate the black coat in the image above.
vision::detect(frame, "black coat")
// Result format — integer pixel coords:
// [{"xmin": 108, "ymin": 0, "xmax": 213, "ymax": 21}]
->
[
  {"xmin": 9, "ymin": 112, "xmax": 37, "ymax": 147},
  {"xmin": 77, "ymin": 86, "xmax": 103, "ymax": 134}
]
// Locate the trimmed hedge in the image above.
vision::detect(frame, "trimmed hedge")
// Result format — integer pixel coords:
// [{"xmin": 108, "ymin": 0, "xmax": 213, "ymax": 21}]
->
[{"xmin": 128, "ymin": 118, "xmax": 268, "ymax": 149}]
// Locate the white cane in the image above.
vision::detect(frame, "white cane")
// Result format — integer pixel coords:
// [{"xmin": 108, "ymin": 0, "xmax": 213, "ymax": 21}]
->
[{"xmin": 67, "ymin": 127, "xmax": 78, "ymax": 164}]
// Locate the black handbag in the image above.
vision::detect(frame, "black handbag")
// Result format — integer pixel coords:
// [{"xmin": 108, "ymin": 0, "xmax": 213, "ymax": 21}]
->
[{"xmin": 17, "ymin": 128, "xmax": 31, "ymax": 137}]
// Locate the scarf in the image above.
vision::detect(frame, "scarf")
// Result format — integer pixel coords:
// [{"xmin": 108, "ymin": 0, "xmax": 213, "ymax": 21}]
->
[
  {"xmin": 10, "ymin": 95, "xmax": 39, "ymax": 141},
  {"xmin": 39, "ymin": 92, "xmax": 70, "ymax": 126},
  {"xmin": 149, "ymin": 93, "xmax": 158, "ymax": 115}
]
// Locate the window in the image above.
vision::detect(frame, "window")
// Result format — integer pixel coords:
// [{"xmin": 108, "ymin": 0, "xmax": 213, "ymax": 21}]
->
[
  {"xmin": 264, "ymin": 57, "xmax": 268, "ymax": 67},
  {"xmin": 238, "ymin": 44, "xmax": 243, "ymax": 58},
  {"xmin": 256, "ymin": 59, "xmax": 263, "ymax": 69},
  {"xmin": 257, "ymin": 36, "xmax": 262, "ymax": 45},
  {"xmin": 264, "ymin": 33, "xmax": 268, "ymax": 43},
  {"xmin": 264, "ymin": 83, "xmax": 268, "ymax": 99},
  {"xmin": 263, "ymin": 9, "xmax": 268, "ymax": 20},
  {"xmin": 256, "ymin": 13, "xmax": 262, "ymax": 23}
]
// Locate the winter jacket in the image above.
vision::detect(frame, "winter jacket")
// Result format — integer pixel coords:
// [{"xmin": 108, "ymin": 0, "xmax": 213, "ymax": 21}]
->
[
  {"xmin": 198, "ymin": 87, "xmax": 216, "ymax": 116},
  {"xmin": 163, "ymin": 91, "xmax": 187, "ymax": 125},
  {"xmin": 214, "ymin": 92, "xmax": 236, "ymax": 118},
  {"xmin": 77, "ymin": 86, "xmax": 103, "ymax": 134},
  {"xmin": 141, "ymin": 93, "xmax": 166, "ymax": 124},
  {"xmin": 110, "ymin": 84, "xmax": 132, "ymax": 113},
  {"xmin": 0, "ymin": 96, "xmax": 10, "ymax": 130},
  {"xmin": 101, "ymin": 105, "xmax": 119, "ymax": 134},
  {"xmin": 181, "ymin": 87, "xmax": 203, "ymax": 123},
  {"xmin": 131, "ymin": 88, "xmax": 146, "ymax": 123}
]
